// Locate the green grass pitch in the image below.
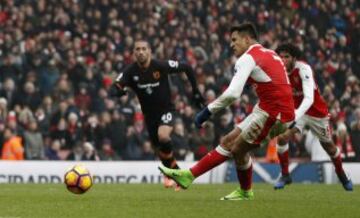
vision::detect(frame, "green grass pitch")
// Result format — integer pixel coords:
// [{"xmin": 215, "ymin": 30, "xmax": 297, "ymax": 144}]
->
[{"xmin": 0, "ymin": 184, "xmax": 358, "ymax": 218}]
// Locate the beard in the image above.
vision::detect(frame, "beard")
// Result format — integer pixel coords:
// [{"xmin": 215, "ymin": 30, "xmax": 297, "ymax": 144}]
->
[{"xmin": 137, "ymin": 55, "xmax": 147, "ymax": 64}]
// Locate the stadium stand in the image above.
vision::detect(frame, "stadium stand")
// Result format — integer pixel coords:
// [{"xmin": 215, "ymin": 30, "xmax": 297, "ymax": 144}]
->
[{"xmin": 0, "ymin": 0, "xmax": 359, "ymax": 161}]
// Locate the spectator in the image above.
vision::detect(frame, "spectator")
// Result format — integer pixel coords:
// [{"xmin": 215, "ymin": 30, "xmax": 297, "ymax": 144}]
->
[
  {"xmin": 124, "ymin": 112, "xmax": 149, "ymax": 160},
  {"xmin": 66, "ymin": 142, "xmax": 84, "ymax": 161},
  {"xmin": 0, "ymin": 0, "xmax": 359, "ymax": 161},
  {"xmin": 141, "ymin": 140, "xmax": 156, "ymax": 160},
  {"xmin": 189, "ymin": 121, "xmax": 215, "ymax": 160},
  {"xmin": 1, "ymin": 127, "xmax": 24, "ymax": 160},
  {"xmin": 50, "ymin": 118, "xmax": 72, "ymax": 149},
  {"xmin": 0, "ymin": 98, "xmax": 8, "ymax": 121},
  {"xmin": 0, "ymin": 78, "xmax": 17, "ymax": 109},
  {"xmin": 98, "ymin": 139, "xmax": 120, "ymax": 161},
  {"xmin": 23, "ymin": 120, "xmax": 45, "ymax": 160},
  {"xmin": 45, "ymin": 140, "xmax": 61, "ymax": 160},
  {"xmin": 82, "ymin": 142, "xmax": 99, "ymax": 161},
  {"xmin": 14, "ymin": 81, "xmax": 41, "ymax": 111}
]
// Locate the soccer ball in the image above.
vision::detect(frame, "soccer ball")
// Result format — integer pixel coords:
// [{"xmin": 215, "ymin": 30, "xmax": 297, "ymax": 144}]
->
[{"xmin": 64, "ymin": 165, "xmax": 93, "ymax": 194}]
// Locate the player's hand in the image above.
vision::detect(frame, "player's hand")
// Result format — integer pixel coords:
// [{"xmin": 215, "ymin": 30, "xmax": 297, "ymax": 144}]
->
[
  {"xmin": 109, "ymin": 83, "xmax": 127, "ymax": 98},
  {"xmin": 192, "ymin": 89, "xmax": 205, "ymax": 109},
  {"xmin": 194, "ymin": 107, "xmax": 212, "ymax": 128}
]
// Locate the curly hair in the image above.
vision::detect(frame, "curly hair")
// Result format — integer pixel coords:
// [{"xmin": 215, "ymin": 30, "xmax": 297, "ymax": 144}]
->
[{"xmin": 275, "ymin": 43, "xmax": 302, "ymax": 59}]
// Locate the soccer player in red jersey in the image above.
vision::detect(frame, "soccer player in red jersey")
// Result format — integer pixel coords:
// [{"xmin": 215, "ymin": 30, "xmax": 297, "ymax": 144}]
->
[
  {"xmin": 273, "ymin": 43, "xmax": 353, "ymax": 191},
  {"xmin": 159, "ymin": 22, "xmax": 295, "ymax": 200}
]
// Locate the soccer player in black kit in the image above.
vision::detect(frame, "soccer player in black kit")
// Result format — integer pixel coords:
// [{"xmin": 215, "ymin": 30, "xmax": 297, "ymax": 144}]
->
[{"xmin": 111, "ymin": 40, "xmax": 204, "ymax": 189}]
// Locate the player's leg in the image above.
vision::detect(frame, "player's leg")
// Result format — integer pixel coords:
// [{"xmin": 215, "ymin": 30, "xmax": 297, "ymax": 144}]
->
[
  {"xmin": 274, "ymin": 128, "xmax": 298, "ymax": 189},
  {"xmin": 189, "ymin": 127, "xmax": 240, "ymax": 177},
  {"xmin": 155, "ymin": 111, "xmax": 179, "ymax": 169},
  {"xmin": 158, "ymin": 127, "xmax": 240, "ymax": 189},
  {"xmin": 220, "ymin": 135, "xmax": 255, "ymax": 200},
  {"xmin": 157, "ymin": 124, "xmax": 183, "ymax": 190},
  {"xmin": 320, "ymin": 140, "xmax": 352, "ymax": 191},
  {"xmin": 221, "ymin": 108, "xmax": 278, "ymax": 200},
  {"xmin": 157, "ymin": 124, "xmax": 178, "ymax": 169},
  {"xmin": 309, "ymin": 116, "xmax": 353, "ymax": 191},
  {"xmin": 274, "ymin": 117, "xmax": 306, "ymax": 189},
  {"xmin": 158, "ymin": 113, "xmax": 256, "ymax": 189},
  {"xmin": 145, "ymin": 113, "xmax": 178, "ymax": 188}
]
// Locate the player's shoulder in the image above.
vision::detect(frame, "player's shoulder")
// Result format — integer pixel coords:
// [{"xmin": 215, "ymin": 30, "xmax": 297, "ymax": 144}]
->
[
  {"xmin": 235, "ymin": 53, "xmax": 254, "ymax": 67},
  {"xmin": 153, "ymin": 59, "xmax": 182, "ymax": 71},
  {"xmin": 295, "ymin": 60, "xmax": 310, "ymax": 68},
  {"xmin": 245, "ymin": 44, "xmax": 277, "ymax": 62},
  {"xmin": 246, "ymin": 44, "xmax": 274, "ymax": 55},
  {"xmin": 122, "ymin": 62, "xmax": 137, "ymax": 74},
  {"xmin": 295, "ymin": 60, "xmax": 312, "ymax": 72}
]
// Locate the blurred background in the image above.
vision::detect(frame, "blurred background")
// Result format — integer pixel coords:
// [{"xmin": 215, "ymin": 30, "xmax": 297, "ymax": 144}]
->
[{"xmin": 0, "ymin": 0, "xmax": 359, "ymax": 164}]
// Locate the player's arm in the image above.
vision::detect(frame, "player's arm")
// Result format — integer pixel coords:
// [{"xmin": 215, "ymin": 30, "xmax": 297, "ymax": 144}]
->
[
  {"xmin": 165, "ymin": 60, "xmax": 204, "ymax": 108},
  {"xmin": 195, "ymin": 54, "xmax": 255, "ymax": 128},
  {"xmin": 295, "ymin": 64, "xmax": 315, "ymax": 120},
  {"xmin": 109, "ymin": 70, "xmax": 129, "ymax": 97},
  {"xmin": 208, "ymin": 54, "xmax": 254, "ymax": 113}
]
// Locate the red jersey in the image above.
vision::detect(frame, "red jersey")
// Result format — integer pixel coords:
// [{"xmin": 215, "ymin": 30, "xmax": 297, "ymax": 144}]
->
[
  {"xmin": 246, "ymin": 44, "xmax": 295, "ymax": 122},
  {"xmin": 289, "ymin": 61, "xmax": 328, "ymax": 118},
  {"xmin": 208, "ymin": 44, "xmax": 295, "ymax": 123}
]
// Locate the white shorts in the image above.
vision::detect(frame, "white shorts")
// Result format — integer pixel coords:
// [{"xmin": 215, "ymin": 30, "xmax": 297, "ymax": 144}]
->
[
  {"xmin": 237, "ymin": 105, "xmax": 287, "ymax": 144},
  {"xmin": 295, "ymin": 114, "xmax": 332, "ymax": 143}
]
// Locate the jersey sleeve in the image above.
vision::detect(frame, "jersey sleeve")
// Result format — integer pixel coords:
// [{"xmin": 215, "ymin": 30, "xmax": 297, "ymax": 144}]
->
[
  {"xmin": 295, "ymin": 64, "xmax": 315, "ymax": 120},
  {"xmin": 157, "ymin": 60, "xmax": 182, "ymax": 74},
  {"xmin": 207, "ymin": 54, "xmax": 255, "ymax": 114},
  {"xmin": 160, "ymin": 60, "xmax": 200, "ymax": 93}
]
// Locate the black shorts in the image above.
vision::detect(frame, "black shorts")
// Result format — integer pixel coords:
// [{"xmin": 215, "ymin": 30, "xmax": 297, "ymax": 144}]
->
[{"xmin": 145, "ymin": 111, "xmax": 175, "ymax": 147}]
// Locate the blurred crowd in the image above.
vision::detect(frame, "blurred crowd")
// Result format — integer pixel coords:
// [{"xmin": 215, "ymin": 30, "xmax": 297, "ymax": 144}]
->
[{"xmin": 0, "ymin": 0, "xmax": 359, "ymax": 161}]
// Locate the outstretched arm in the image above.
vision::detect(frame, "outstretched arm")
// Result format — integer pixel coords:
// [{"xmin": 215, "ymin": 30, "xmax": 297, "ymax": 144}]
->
[
  {"xmin": 208, "ymin": 54, "xmax": 255, "ymax": 114},
  {"xmin": 194, "ymin": 54, "xmax": 255, "ymax": 128}
]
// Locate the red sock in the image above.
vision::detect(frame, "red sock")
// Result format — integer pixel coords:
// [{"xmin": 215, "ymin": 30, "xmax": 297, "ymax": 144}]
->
[
  {"xmin": 331, "ymin": 148, "xmax": 344, "ymax": 175},
  {"xmin": 236, "ymin": 160, "xmax": 253, "ymax": 191},
  {"xmin": 190, "ymin": 146, "xmax": 230, "ymax": 178},
  {"xmin": 277, "ymin": 143, "xmax": 289, "ymax": 175}
]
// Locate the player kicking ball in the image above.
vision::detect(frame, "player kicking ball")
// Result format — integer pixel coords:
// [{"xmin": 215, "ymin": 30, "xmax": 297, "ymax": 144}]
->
[
  {"xmin": 159, "ymin": 22, "xmax": 295, "ymax": 200},
  {"xmin": 273, "ymin": 43, "xmax": 353, "ymax": 191}
]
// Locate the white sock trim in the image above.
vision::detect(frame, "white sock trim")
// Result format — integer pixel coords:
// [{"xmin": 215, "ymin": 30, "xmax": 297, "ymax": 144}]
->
[
  {"xmin": 215, "ymin": 145, "xmax": 232, "ymax": 157},
  {"xmin": 276, "ymin": 143, "xmax": 289, "ymax": 154},
  {"xmin": 238, "ymin": 157, "xmax": 252, "ymax": 170},
  {"xmin": 332, "ymin": 147, "xmax": 341, "ymax": 158}
]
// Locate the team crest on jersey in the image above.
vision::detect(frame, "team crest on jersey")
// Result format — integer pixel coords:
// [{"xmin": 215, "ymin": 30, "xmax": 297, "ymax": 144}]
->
[{"xmin": 153, "ymin": 71, "xmax": 160, "ymax": 80}]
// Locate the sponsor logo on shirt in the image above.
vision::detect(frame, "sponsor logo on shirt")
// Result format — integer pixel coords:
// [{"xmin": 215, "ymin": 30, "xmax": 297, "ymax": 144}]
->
[{"xmin": 153, "ymin": 71, "xmax": 160, "ymax": 80}]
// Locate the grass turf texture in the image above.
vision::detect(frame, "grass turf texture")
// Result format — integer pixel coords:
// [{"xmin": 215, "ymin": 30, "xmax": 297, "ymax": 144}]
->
[{"xmin": 0, "ymin": 184, "xmax": 358, "ymax": 218}]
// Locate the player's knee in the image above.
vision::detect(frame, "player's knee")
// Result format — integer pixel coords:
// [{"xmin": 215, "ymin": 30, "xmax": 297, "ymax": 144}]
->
[
  {"xmin": 230, "ymin": 141, "xmax": 248, "ymax": 157},
  {"xmin": 278, "ymin": 132, "xmax": 290, "ymax": 145},
  {"xmin": 220, "ymin": 136, "xmax": 233, "ymax": 150},
  {"xmin": 158, "ymin": 132, "xmax": 171, "ymax": 143}
]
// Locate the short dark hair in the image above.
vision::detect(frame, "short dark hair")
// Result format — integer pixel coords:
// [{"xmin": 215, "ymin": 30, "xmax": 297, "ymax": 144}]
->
[
  {"xmin": 134, "ymin": 40, "xmax": 151, "ymax": 49},
  {"xmin": 230, "ymin": 22, "xmax": 258, "ymax": 40},
  {"xmin": 275, "ymin": 43, "xmax": 302, "ymax": 59}
]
